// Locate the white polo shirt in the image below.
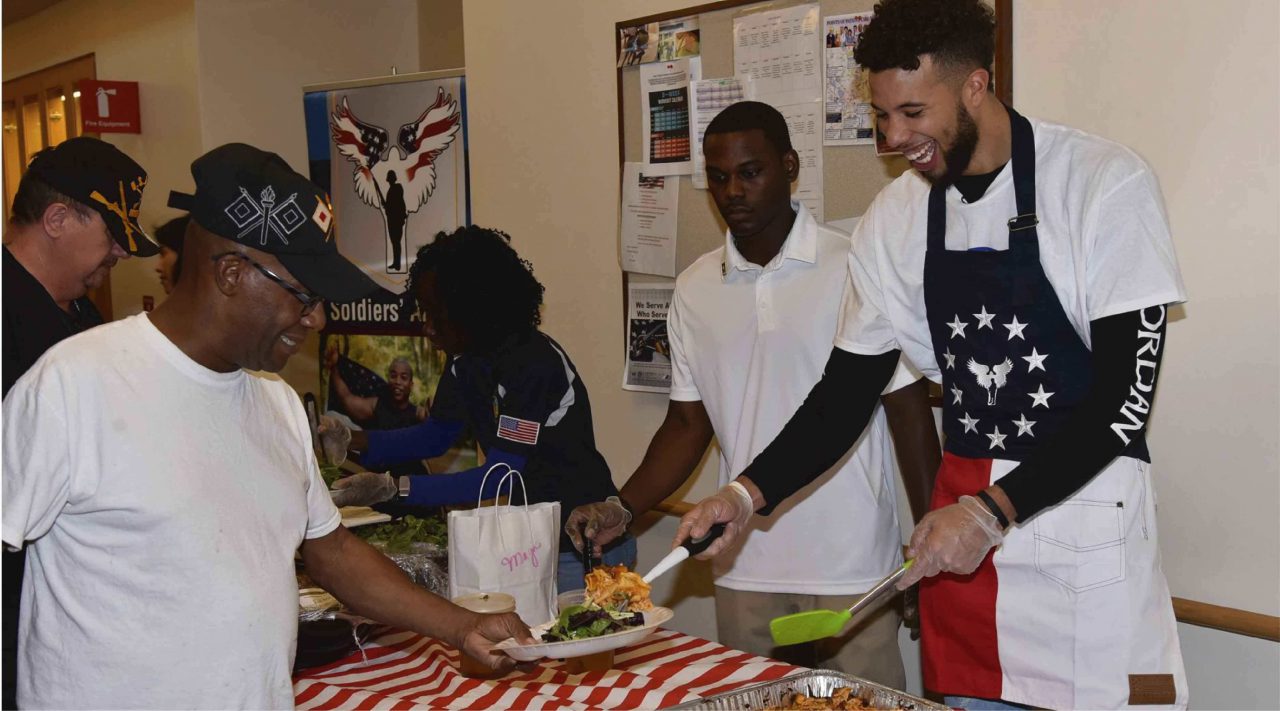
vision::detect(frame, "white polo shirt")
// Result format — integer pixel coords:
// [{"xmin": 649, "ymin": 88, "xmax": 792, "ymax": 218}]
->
[{"xmin": 669, "ymin": 200, "xmax": 919, "ymax": 594}]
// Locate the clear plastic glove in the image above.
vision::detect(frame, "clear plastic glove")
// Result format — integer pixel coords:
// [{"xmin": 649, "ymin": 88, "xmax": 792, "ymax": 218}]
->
[
  {"xmin": 672, "ymin": 481, "xmax": 755, "ymax": 560},
  {"xmin": 330, "ymin": 471, "xmax": 397, "ymax": 507},
  {"xmin": 317, "ymin": 415, "xmax": 352, "ymax": 467},
  {"xmin": 565, "ymin": 499, "xmax": 630, "ymax": 557},
  {"xmin": 897, "ymin": 495, "xmax": 1004, "ymax": 589}
]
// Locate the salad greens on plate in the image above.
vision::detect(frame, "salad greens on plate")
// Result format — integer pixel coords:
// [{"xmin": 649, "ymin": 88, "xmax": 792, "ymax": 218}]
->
[{"xmin": 542, "ymin": 604, "xmax": 645, "ymax": 642}]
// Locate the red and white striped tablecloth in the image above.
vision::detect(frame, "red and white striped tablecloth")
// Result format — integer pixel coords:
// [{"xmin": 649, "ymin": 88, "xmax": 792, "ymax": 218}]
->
[{"xmin": 294, "ymin": 626, "xmax": 801, "ymax": 710}]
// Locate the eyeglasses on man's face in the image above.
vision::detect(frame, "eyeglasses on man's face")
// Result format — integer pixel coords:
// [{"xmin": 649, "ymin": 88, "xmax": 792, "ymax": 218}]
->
[{"xmin": 210, "ymin": 251, "xmax": 324, "ymax": 318}]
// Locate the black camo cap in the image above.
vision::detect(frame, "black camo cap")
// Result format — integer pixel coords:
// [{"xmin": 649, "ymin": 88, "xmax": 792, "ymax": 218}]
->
[
  {"xmin": 26, "ymin": 136, "xmax": 158, "ymax": 257},
  {"xmin": 168, "ymin": 143, "xmax": 378, "ymax": 303}
]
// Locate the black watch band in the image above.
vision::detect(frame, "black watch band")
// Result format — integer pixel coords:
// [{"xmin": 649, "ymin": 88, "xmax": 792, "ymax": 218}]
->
[{"xmin": 976, "ymin": 490, "xmax": 1010, "ymax": 528}]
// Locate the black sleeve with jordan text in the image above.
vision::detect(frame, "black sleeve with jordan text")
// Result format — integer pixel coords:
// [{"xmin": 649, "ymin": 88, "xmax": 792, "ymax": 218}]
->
[
  {"xmin": 996, "ymin": 305, "xmax": 1169, "ymax": 520},
  {"xmin": 741, "ymin": 348, "xmax": 900, "ymax": 515}
]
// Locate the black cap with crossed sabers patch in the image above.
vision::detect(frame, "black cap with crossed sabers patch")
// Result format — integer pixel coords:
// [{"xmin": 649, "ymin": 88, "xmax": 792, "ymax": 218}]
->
[
  {"xmin": 168, "ymin": 143, "xmax": 379, "ymax": 304},
  {"xmin": 25, "ymin": 136, "xmax": 158, "ymax": 257}
]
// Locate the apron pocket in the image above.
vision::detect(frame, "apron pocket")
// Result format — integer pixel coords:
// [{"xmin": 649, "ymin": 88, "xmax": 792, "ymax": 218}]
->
[{"xmin": 1033, "ymin": 499, "xmax": 1126, "ymax": 593}]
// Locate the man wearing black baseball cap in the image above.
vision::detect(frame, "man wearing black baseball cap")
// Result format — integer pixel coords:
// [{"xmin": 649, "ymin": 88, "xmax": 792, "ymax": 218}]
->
[
  {"xmin": 2, "ymin": 143, "xmax": 533, "ymax": 709},
  {"xmin": 2, "ymin": 136, "xmax": 155, "ymax": 395},
  {"xmin": 1, "ymin": 135, "xmax": 153, "ymax": 710},
  {"xmin": 167, "ymin": 141, "xmax": 377, "ymax": 304}
]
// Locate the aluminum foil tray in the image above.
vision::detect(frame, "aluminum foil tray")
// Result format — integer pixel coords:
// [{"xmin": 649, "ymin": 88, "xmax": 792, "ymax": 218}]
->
[{"xmin": 667, "ymin": 669, "xmax": 949, "ymax": 710}]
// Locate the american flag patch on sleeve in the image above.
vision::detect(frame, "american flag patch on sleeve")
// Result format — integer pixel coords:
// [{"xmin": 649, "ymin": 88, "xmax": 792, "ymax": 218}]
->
[{"xmin": 497, "ymin": 415, "xmax": 541, "ymax": 445}]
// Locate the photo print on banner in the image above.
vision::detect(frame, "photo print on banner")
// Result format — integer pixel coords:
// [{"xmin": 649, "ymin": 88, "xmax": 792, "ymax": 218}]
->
[{"xmin": 320, "ymin": 332, "xmax": 480, "ymax": 476}]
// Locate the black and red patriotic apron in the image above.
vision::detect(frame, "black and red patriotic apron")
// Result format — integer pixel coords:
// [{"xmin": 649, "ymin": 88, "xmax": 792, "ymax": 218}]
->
[{"xmin": 918, "ymin": 106, "xmax": 1186, "ymax": 709}]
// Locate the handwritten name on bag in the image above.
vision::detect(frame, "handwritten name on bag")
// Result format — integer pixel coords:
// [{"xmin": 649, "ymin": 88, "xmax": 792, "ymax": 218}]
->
[{"xmin": 502, "ymin": 542, "xmax": 542, "ymax": 572}]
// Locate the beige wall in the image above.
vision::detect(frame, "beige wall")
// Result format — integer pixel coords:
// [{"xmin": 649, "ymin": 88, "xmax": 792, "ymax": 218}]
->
[
  {"xmin": 1015, "ymin": 4, "xmax": 1280, "ymax": 706},
  {"xmin": 418, "ymin": 0, "xmax": 465, "ymax": 71},
  {"xmin": 192, "ymin": 0, "xmax": 422, "ymax": 391},
  {"xmin": 1015, "ymin": 0, "xmax": 1279, "ymax": 618},
  {"xmin": 3, "ymin": 0, "xmax": 203, "ymax": 322}
]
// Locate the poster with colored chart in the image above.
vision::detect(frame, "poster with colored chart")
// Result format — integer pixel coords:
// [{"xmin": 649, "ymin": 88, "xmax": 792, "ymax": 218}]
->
[{"xmin": 640, "ymin": 57, "xmax": 700, "ymax": 176}]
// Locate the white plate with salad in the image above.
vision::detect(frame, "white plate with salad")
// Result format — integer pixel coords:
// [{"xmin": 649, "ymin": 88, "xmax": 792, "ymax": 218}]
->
[{"xmin": 494, "ymin": 605, "xmax": 673, "ymax": 662}]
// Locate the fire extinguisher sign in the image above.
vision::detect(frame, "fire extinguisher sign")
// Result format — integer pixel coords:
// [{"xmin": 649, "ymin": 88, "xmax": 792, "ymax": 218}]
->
[{"xmin": 77, "ymin": 79, "xmax": 141, "ymax": 134}]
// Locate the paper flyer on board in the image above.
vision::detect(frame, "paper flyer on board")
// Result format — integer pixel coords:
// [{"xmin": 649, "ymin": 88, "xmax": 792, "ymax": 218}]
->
[
  {"xmin": 619, "ymin": 17, "xmax": 700, "ymax": 66},
  {"xmin": 690, "ymin": 76, "xmax": 756, "ymax": 189},
  {"xmin": 823, "ymin": 12, "xmax": 875, "ymax": 145},
  {"xmin": 780, "ymin": 101, "xmax": 824, "ymax": 221},
  {"xmin": 656, "ymin": 17, "xmax": 701, "ymax": 61},
  {"xmin": 618, "ymin": 22, "xmax": 659, "ymax": 67},
  {"xmin": 640, "ymin": 57, "xmax": 702, "ymax": 176},
  {"xmin": 620, "ymin": 162, "xmax": 679, "ymax": 277},
  {"xmin": 731, "ymin": 4, "xmax": 824, "ymax": 221},
  {"xmin": 732, "ymin": 4, "xmax": 821, "ymax": 107},
  {"xmin": 622, "ymin": 281, "xmax": 674, "ymax": 393}
]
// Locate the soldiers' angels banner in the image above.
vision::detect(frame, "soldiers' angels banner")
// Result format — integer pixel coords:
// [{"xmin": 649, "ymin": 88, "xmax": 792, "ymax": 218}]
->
[{"xmin": 304, "ymin": 73, "xmax": 469, "ymax": 335}]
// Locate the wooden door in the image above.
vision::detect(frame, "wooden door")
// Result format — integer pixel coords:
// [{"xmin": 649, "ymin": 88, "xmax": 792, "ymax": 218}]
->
[{"xmin": 3, "ymin": 54, "xmax": 113, "ymax": 319}]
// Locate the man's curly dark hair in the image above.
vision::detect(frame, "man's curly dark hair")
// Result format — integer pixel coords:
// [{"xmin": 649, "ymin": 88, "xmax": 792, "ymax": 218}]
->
[
  {"xmin": 854, "ymin": 0, "xmax": 996, "ymax": 84},
  {"xmin": 405, "ymin": 225, "xmax": 545, "ymax": 353}
]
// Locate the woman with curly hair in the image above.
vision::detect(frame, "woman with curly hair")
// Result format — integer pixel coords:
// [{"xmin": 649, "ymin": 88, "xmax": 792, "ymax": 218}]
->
[{"xmin": 325, "ymin": 226, "xmax": 634, "ymax": 591}]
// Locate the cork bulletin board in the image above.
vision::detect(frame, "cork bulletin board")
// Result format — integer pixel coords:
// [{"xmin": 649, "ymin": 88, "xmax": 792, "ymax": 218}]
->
[{"xmin": 615, "ymin": 0, "xmax": 1011, "ymax": 284}]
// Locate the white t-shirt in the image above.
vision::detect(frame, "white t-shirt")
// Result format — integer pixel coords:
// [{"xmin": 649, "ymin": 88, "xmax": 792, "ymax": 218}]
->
[
  {"xmin": 669, "ymin": 201, "xmax": 919, "ymax": 595},
  {"xmin": 2, "ymin": 314, "xmax": 340, "ymax": 710},
  {"xmin": 836, "ymin": 117, "xmax": 1187, "ymax": 378}
]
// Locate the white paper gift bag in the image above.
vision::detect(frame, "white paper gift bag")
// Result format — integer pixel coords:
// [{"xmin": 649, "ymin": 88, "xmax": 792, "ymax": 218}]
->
[{"xmin": 448, "ymin": 464, "xmax": 559, "ymax": 625}]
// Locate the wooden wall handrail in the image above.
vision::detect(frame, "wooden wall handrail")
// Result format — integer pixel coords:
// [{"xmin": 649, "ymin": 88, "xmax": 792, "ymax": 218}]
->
[
  {"xmin": 653, "ymin": 500, "xmax": 694, "ymax": 518},
  {"xmin": 1172, "ymin": 597, "xmax": 1280, "ymax": 642},
  {"xmin": 648, "ymin": 500, "xmax": 1280, "ymax": 642}
]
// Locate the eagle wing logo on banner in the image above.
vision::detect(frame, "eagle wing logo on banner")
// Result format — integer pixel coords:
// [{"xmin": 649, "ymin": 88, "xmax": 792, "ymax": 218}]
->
[{"xmin": 330, "ymin": 88, "xmax": 462, "ymax": 272}]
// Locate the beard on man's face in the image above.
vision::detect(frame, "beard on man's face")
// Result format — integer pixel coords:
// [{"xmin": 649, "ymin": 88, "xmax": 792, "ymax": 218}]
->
[{"xmin": 934, "ymin": 102, "xmax": 980, "ymax": 188}]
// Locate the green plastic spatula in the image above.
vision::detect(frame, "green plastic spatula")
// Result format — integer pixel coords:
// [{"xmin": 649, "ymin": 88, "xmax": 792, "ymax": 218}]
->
[{"xmin": 769, "ymin": 559, "xmax": 914, "ymax": 646}]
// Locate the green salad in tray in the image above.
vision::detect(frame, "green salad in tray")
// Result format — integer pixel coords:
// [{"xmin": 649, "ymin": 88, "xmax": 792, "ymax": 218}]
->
[{"xmin": 352, "ymin": 514, "xmax": 447, "ymax": 553}]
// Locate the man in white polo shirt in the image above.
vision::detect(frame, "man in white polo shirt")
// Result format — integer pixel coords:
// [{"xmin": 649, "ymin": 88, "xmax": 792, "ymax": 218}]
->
[{"xmin": 567, "ymin": 102, "xmax": 940, "ymax": 682}]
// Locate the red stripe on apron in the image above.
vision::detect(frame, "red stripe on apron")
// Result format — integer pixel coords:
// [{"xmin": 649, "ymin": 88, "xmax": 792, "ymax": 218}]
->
[{"xmin": 920, "ymin": 452, "xmax": 1001, "ymax": 699}]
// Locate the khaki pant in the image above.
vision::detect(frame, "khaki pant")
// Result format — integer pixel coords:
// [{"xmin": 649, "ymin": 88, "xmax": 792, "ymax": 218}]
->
[{"xmin": 714, "ymin": 585, "xmax": 906, "ymax": 689}]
